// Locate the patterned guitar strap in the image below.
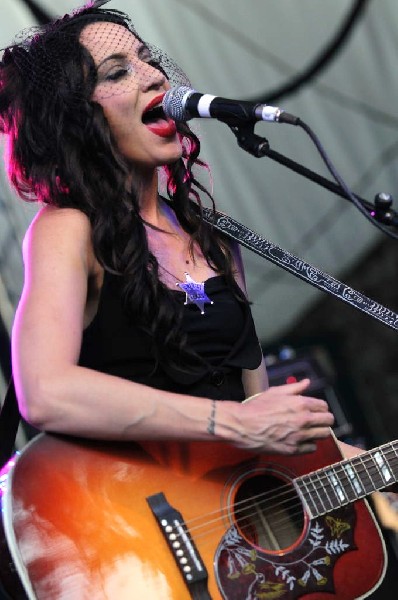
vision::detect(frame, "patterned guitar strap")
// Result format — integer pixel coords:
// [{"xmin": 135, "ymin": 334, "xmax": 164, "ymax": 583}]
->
[{"xmin": 202, "ymin": 207, "xmax": 398, "ymax": 332}]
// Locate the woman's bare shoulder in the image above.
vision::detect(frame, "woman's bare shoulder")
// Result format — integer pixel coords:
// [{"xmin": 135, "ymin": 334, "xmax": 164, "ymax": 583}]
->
[
  {"xmin": 23, "ymin": 205, "xmax": 96, "ymax": 273},
  {"xmin": 26, "ymin": 205, "xmax": 91, "ymax": 239}
]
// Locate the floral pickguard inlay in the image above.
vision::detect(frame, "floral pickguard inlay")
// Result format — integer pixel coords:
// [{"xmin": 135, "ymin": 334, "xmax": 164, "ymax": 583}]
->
[{"xmin": 214, "ymin": 506, "xmax": 356, "ymax": 600}]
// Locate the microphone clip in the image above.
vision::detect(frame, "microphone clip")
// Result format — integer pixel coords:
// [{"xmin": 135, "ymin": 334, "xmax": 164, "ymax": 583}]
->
[{"xmin": 230, "ymin": 123, "xmax": 270, "ymax": 158}]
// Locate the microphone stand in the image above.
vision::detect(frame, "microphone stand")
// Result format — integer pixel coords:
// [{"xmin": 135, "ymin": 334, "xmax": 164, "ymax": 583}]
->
[
  {"xmin": 199, "ymin": 118, "xmax": 398, "ymax": 333},
  {"xmin": 229, "ymin": 121, "xmax": 398, "ymax": 232}
]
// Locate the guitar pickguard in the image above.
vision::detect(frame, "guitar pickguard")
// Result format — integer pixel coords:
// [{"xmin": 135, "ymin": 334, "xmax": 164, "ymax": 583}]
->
[{"xmin": 215, "ymin": 506, "xmax": 357, "ymax": 600}]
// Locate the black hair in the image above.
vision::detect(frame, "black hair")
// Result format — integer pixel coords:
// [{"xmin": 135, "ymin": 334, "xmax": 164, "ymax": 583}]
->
[{"xmin": 0, "ymin": 6, "xmax": 245, "ymax": 370}]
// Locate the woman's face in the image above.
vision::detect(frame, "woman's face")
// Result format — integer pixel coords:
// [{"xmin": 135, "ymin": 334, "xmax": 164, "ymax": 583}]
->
[{"xmin": 80, "ymin": 21, "xmax": 182, "ymax": 170}]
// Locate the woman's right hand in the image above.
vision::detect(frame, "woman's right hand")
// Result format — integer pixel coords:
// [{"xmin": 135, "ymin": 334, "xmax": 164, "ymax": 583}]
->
[{"xmin": 221, "ymin": 379, "xmax": 335, "ymax": 455}]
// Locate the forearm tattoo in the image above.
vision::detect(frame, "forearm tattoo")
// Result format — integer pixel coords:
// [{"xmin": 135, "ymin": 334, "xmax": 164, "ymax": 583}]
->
[{"xmin": 207, "ymin": 399, "xmax": 217, "ymax": 435}]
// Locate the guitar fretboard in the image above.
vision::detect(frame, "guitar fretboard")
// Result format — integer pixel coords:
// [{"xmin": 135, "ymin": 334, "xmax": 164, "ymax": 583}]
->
[{"xmin": 294, "ymin": 440, "xmax": 398, "ymax": 518}]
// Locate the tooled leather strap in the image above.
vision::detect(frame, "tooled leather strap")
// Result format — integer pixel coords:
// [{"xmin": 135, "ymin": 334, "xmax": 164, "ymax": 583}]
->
[{"xmin": 202, "ymin": 207, "xmax": 398, "ymax": 332}]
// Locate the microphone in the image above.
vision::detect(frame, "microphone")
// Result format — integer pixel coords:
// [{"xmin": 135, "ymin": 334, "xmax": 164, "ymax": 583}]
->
[{"xmin": 163, "ymin": 86, "xmax": 299, "ymax": 126}]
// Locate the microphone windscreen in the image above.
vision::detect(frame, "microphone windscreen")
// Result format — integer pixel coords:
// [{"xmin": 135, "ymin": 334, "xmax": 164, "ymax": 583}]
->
[{"xmin": 163, "ymin": 86, "xmax": 195, "ymax": 121}]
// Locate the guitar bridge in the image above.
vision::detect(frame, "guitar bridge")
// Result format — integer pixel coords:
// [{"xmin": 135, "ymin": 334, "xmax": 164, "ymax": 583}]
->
[{"xmin": 146, "ymin": 492, "xmax": 211, "ymax": 598}]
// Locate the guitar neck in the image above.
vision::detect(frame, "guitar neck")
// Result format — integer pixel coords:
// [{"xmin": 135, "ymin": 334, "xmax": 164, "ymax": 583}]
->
[{"xmin": 294, "ymin": 439, "xmax": 398, "ymax": 518}]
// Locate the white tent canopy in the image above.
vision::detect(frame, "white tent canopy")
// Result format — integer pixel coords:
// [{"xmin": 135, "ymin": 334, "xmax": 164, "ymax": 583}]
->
[{"xmin": 1, "ymin": 0, "xmax": 397, "ymax": 343}]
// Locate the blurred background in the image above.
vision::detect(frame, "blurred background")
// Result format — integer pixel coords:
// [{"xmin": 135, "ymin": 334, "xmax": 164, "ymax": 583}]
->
[{"xmin": 0, "ymin": 1, "xmax": 398, "ymax": 597}]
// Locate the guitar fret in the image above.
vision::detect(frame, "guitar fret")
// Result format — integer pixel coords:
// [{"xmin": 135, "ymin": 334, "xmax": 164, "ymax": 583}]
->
[
  {"xmin": 392, "ymin": 444, "xmax": 398, "ymax": 461},
  {"xmin": 296, "ymin": 468, "xmax": 340, "ymax": 518},
  {"xmin": 295, "ymin": 477, "xmax": 321, "ymax": 518},
  {"xmin": 325, "ymin": 466, "xmax": 352, "ymax": 505},
  {"xmin": 374, "ymin": 449, "xmax": 394, "ymax": 483},
  {"xmin": 313, "ymin": 470, "xmax": 337, "ymax": 511},
  {"xmin": 390, "ymin": 444, "xmax": 398, "ymax": 480},
  {"xmin": 353, "ymin": 455, "xmax": 378, "ymax": 494},
  {"xmin": 341, "ymin": 462, "xmax": 364, "ymax": 496},
  {"xmin": 333, "ymin": 462, "xmax": 361, "ymax": 502},
  {"xmin": 361, "ymin": 451, "xmax": 389, "ymax": 490}
]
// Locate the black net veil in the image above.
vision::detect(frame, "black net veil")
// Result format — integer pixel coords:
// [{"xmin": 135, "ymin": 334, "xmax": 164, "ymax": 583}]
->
[
  {"xmin": 0, "ymin": 0, "xmax": 191, "ymax": 108},
  {"xmin": 0, "ymin": 0, "xmax": 213, "ymax": 215}
]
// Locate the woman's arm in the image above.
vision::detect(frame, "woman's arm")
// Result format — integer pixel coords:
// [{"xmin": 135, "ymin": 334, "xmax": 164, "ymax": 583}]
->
[
  {"xmin": 227, "ymin": 238, "xmax": 269, "ymax": 398},
  {"xmin": 13, "ymin": 207, "xmax": 334, "ymax": 454},
  {"xmin": 242, "ymin": 356, "xmax": 269, "ymax": 397},
  {"xmin": 13, "ymin": 206, "xmax": 215, "ymax": 441}
]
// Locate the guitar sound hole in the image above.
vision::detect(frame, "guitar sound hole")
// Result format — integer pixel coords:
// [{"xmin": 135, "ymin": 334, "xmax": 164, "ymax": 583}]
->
[{"xmin": 234, "ymin": 473, "xmax": 304, "ymax": 552}]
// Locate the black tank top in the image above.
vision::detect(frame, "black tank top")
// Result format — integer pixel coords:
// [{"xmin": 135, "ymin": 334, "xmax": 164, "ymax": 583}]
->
[{"xmin": 79, "ymin": 272, "xmax": 262, "ymax": 401}]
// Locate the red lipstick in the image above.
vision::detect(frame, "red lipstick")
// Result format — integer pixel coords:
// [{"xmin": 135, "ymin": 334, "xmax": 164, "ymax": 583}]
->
[{"xmin": 143, "ymin": 93, "xmax": 177, "ymax": 138}]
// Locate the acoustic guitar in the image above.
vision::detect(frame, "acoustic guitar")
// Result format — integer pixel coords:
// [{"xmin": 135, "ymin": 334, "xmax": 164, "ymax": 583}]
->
[{"xmin": 0, "ymin": 431, "xmax": 395, "ymax": 599}]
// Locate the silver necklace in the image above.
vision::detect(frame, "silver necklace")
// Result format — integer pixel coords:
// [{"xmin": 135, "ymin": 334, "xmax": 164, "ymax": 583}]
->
[{"xmin": 159, "ymin": 265, "xmax": 214, "ymax": 315}]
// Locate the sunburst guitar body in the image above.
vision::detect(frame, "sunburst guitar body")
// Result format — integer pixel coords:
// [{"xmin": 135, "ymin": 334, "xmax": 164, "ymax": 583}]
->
[{"xmin": 1, "ymin": 431, "xmax": 395, "ymax": 599}]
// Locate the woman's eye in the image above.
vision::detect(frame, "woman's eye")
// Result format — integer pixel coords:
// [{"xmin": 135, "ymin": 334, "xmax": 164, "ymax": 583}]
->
[{"xmin": 105, "ymin": 67, "xmax": 131, "ymax": 82}]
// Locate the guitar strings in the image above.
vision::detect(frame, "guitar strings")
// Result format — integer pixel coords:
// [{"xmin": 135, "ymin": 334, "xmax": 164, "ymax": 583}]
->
[
  {"xmin": 185, "ymin": 487, "xmax": 304, "ymax": 550},
  {"xmin": 182, "ymin": 445, "xmax": 398, "ymax": 533},
  {"xmin": 170, "ymin": 446, "xmax": 398, "ymax": 552},
  {"xmin": 188, "ymin": 449, "xmax": 398, "ymax": 539},
  {"xmin": 181, "ymin": 472, "xmax": 390, "ymax": 554}
]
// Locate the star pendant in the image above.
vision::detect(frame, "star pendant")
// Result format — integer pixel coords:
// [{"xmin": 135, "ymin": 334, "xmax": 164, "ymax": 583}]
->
[{"xmin": 177, "ymin": 273, "xmax": 214, "ymax": 314}]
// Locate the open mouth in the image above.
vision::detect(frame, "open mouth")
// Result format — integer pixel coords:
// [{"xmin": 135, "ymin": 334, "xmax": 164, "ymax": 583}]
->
[
  {"xmin": 142, "ymin": 104, "xmax": 167, "ymax": 125},
  {"xmin": 142, "ymin": 96, "xmax": 177, "ymax": 138}
]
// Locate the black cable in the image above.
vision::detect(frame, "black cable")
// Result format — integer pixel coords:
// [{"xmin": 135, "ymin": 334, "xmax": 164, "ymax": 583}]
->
[
  {"xmin": 19, "ymin": 0, "xmax": 52, "ymax": 25},
  {"xmin": 252, "ymin": 0, "xmax": 372, "ymax": 104},
  {"xmin": 178, "ymin": 0, "xmax": 371, "ymax": 109},
  {"xmin": 295, "ymin": 119, "xmax": 398, "ymax": 237}
]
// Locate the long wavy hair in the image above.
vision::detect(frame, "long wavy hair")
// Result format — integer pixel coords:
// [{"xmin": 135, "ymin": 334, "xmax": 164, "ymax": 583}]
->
[{"xmin": 0, "ymin": 6, "xmax": 245, "ymax": 369}]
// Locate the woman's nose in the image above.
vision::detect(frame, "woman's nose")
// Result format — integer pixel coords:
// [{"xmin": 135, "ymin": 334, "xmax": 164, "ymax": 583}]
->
[{"xmin": 140, "ymin": 63, "xmax": 167, "ymax": 92}]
